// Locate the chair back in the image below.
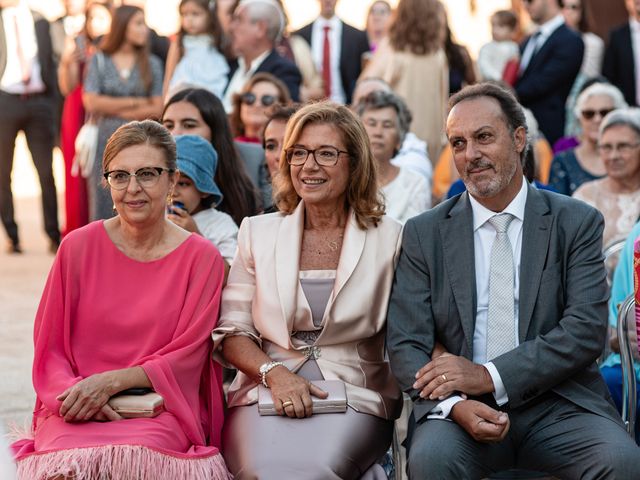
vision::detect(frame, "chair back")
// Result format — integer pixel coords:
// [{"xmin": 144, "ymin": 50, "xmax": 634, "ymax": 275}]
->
[{"xmin": 617, "ymin": 294, "xmax": 638, "ymax": 437}]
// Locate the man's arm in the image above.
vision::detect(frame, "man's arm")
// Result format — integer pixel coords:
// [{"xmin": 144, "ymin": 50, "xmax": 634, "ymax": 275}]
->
[
  {"xmin": 492, "ymin": 207, "xmax": 608, "ymax": 408},
  {"xmin": 386, "ymin": 219, "xmax": 438, "ymax": 414},
  {"xmin": 515, "ymin": 32, "xmax": 584, "ymax": 103}
]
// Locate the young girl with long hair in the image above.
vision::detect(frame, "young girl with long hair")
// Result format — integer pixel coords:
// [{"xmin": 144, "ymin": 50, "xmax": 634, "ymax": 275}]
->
[
  {"xmin": 162, "ymin": 88, "xmax": 264, "ymax": 224},
  {"xmin": 163, "ymin": 0, "xmax": 230, "ymax": 99}
]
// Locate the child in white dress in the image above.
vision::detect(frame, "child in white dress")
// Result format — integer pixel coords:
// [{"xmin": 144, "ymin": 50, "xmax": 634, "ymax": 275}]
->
[
  {"xmin": 477, "ymin": 10, "xmax": 520, "ymax": 82},
  {"xmin": 164, "ymin": 0, "xmax": 230, "ymax": 99}
]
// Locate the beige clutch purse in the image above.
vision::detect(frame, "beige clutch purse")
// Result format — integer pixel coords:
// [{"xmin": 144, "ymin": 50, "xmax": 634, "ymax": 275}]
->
[
  {"xmin": 257, "ymin": 380, "xmax": 347, "ymax": 416},
  {"xmin": 108, "ymin": 392, "xmax": 165, "ymax": 418}
]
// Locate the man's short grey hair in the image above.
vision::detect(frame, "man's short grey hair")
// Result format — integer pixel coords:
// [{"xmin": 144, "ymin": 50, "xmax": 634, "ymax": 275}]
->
[
  {"xmin": 354, "ymin": 90, "xmax": 412, "ymax": 143},
  {"xmin": 239, "ymin": 0, "xmax": 285, "ymax": 42},
  {"xmin": 574, "ymin": 82, "xmax": 628, "ymax": 120},
  {"xmin": 599, "ymin": 108, "xmax": 640, "ymax": 139}
]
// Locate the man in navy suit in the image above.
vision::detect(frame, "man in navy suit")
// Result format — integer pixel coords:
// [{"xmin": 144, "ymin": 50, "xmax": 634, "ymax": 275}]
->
[
  {"xmin": 222, "ymin": 0, "xmax": 301, "ymax": 112},
  {"xmin": 515, "ymin": 0, "xmax": 583, "ymax": 146},
  {"xmin": 603, "ymin": 0, "xmax": 640, "ymax": 107},
  {"xmin": 294, "ymin": 0, "xmax": 369, "ymax": 104},
  {"xmin": 0, "ymin": 0, "xmax": 60, "ymax": 253}
]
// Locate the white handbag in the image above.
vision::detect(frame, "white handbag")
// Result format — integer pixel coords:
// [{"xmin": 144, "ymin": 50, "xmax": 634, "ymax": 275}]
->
[{"xmin": 71, "ymin": 122, "xmax": 98, "ymax": 178}]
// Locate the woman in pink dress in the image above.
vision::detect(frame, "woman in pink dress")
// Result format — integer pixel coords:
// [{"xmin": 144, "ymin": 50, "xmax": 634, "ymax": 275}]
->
[
  {"xmin": 58, "ymin": 1, "xmax": 112, "ymax": 235},
  {"xmin": 11, "ymin": 121, "xmax": 230, "ymax": 480}
]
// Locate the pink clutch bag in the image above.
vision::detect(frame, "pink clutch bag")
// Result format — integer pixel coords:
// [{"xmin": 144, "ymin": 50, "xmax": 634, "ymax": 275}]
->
[
  {"xmin": 108, "ymin": 392, "xmax": 165, "ymax": 418},
  {"xmin": 257, "ymin": 380, "xmax": 347, "ymax": 416}
]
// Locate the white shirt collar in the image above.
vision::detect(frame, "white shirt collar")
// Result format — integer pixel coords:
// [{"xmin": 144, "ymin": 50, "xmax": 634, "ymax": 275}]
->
[
  {"xmin": 238, "ymin": 49, "xmax": 271, "ymax": 74},
  {"xmin": 630, "ymin": 17, "xmax": 640, "ymax": 33},
  {"xmin": 535, "ymin": 14, "xmax": 565, "ymax": 39},
  {"xmin": 469, "ymin": 177, "xmax": 528, "ymax": 232},
  {"xmin": 314, "ymin": 15, "xmax": 340, "ymax": 30}
]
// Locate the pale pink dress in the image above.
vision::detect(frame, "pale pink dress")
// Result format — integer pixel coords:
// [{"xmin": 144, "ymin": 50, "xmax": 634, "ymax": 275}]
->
[{"xmin": 11, "ymin": 221, "xmax": 230, "ymax": 480}]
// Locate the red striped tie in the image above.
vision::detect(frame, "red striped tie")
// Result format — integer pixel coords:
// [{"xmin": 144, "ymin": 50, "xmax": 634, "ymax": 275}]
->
[{"xmin": 322, "ymin": 25, "xmax": 331, "ymax": 98}]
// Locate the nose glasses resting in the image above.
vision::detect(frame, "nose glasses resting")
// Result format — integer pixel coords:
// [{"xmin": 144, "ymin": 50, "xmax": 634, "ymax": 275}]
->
[{"xmin": 104, "ymin": 167, "xmax": 174, "ymax": 190}]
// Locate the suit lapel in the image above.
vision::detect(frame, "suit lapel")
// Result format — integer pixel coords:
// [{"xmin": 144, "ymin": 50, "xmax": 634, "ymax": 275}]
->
[
  {"xmin": 275, "ymin": 201, "xmax": 306, "ymax": 339},
  {"xmin": 439, "ymin": 193, "xmax": 476, "ymax": 355},
  {"xmin": 518, "ymin": 185, "xmax": 552, "ymax": 341},
  {"xmin": 331, "ymin": 209, "xmax": 366, "ymax": 303}
]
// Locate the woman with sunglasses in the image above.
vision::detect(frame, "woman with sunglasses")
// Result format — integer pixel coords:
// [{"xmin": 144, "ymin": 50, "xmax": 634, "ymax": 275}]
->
[
  {"xmin": 230, "ymin": 72, "xmax": 292, "ymax": 144},
  {"xmin": 573, "ymin": 109, "xmax": 640, "ymax": 247},
  {"xmin": 549, "ymin": 82, "xmax": 627, "ymax": 195},
  {"xmin": 11, "ymin": 121, "xmax": 230, "ymax": 479},
  {"xmin": 213, "ymin": 102, "xmax": 402, "ymax": 478}
]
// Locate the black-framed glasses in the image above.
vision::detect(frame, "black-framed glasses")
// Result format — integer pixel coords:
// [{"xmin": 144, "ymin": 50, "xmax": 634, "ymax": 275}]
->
[
  {"xmin": 241, "ymin": 92, "xmax": 278, "ymax": 107},
  {"xmin": 581, "ymin": 109, "xmax": 613, "ymax": 120},
  {"xmin": 285, "ymin": 146, "xmax": 349, "ymax": 166},
  {"xmin": 104, "ymin": 167, "xmax": 174, "ymax": 190},
  {"xmin": 597, "ymin": 142, "xmax": 640, "ymax": 156}
]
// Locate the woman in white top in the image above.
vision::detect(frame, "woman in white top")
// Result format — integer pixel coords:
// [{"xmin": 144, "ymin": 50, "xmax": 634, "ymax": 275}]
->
[{"xmin": 356, "ymin": 90, "xmax": 430, "ymax": 224}]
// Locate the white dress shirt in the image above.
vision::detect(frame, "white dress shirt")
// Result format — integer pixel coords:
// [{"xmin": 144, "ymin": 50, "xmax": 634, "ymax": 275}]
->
[
  {"xmin": 0, "ymin": 4, "xmax": 45, "ymax": 94},
  {"xmin": 222, "ymin": 49, "xmax": 271, "ymax": 113},
  {"xmin": 429, "ymin": 178, "xmax": 528, "ymax": 419},
  {"xmin": 311, "ymin": 15, "xmax": 345, "ymax": 104},
  {"xmin": 519, "ymin": 14, "xmax": 565, "ymax": 74},
  {"xmin": 630, "ymin": 18, "xmax": 640, "ymax": 106}
]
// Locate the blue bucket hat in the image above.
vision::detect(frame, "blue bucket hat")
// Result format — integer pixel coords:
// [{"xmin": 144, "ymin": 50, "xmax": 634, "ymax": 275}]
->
[{"xmin": 174, "ymin": 135, "xmax": 223, "ymax": 207}]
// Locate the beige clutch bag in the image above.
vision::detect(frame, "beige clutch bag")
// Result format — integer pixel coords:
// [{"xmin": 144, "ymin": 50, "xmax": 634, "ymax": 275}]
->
[
  {"xmin": 257, "ymin": 380, "xmax": 347, "ymax": 415},
  {"xmin": 108, "ymin": 392, "xmax": 165, "ymax": 418}
]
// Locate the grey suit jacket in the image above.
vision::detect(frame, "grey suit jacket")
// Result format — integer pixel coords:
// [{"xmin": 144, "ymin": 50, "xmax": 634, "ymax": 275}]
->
[
  {"xmin": 234, "ymin": 141, "xmax": 272, "ymax": 209},
  {"xmin": 387, "ymin": 185, "xmax": 621, "ymax": 425}
]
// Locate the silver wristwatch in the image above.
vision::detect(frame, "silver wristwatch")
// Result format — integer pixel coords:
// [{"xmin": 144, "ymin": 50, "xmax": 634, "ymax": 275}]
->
[{"xmin": 259, "ymin": 361, "xmax": 284, "ymax": 388}]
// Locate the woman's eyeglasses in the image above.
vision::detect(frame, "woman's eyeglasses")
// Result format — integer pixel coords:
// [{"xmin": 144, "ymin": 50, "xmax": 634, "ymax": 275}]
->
[
  {"xmin": 241, "ymin": 92, "xmax": 279, "ymax": 107},
  {"xmin": 581, "ymin": 109, "xmax": 613, "ymax": 120},
  {"xmin": 285, "ymin": 146, "xmax": 349, "ymax": 166},
  {"xmin": 104, "ymin": 167, "xmax": 174, "ymax": 190},
  {"xmin": 597, "ymin": 142, "xmax": 640, "ymax": 156}
]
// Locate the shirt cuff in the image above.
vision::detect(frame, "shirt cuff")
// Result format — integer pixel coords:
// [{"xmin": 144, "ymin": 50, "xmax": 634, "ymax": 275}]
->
[
  {"xmin": 426, "ymin": 395, "xmax": 464, "ymax": 420},
  {"xmin": 485, "ymin": 361, "xmax": 508, "ymax": 406}
]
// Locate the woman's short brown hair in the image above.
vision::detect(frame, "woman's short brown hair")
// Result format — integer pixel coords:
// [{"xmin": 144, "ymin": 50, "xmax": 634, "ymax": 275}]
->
[
  {"xmin": 272, "ymin": 102, "xmax": 385, "ymax": 229},
  {"xmin": 103, "ymin": 120, "xmax": 177, "ymax": 174},
  {"xmin": 230, "ymin": 72, "xmax": 292, "ymax": 137}
]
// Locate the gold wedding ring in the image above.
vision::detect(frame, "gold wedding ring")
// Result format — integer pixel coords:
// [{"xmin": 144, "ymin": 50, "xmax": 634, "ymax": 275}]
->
[
  {"xmin": 441, "ymin": 374, "xmax": 447, "ymax": 382},
  {"xmin": 282, "ymin": 400, "xmax": 294, "ymax": 408}
]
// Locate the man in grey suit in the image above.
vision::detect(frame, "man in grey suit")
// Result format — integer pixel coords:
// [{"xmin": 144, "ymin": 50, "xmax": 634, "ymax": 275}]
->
[{"xmin": 387, "ymin": 83, "xmax": 640, "ymax": 479}]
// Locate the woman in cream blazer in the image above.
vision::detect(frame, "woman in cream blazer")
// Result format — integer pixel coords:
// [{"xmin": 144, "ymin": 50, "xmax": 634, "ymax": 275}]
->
[{"xmin": 213, "ymin": 102, "xmax": 403, "ymax": 479}]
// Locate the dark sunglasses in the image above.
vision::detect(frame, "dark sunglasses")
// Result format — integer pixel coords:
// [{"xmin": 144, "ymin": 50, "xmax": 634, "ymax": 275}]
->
[
  {"xmin": 581, "ymin": 109, "xmax": 613, "ymax": 120},
  {"xmin": 241, "ymin": 92, "xmax": 279, "ymax": 107}
]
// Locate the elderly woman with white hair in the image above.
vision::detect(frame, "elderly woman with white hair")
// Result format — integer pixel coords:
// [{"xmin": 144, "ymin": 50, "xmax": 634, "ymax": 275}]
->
[
  {"xmin": 549, "ymin": 82, "xmax": 628, "ymax": 195},
  {"xmin": 573, "ymin": 109, "xmax": 640, "ymax": 246}
]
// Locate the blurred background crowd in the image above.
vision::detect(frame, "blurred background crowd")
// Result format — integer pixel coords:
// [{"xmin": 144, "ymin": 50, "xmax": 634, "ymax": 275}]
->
[{"xmin": 2, "ymin": 0, "xmax": 640, "ymax": 477}]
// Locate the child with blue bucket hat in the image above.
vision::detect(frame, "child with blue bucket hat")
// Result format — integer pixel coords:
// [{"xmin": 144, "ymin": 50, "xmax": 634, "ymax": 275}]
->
[{"xmin": 168, "ymin": 135, "xmax": 238, "ymax": 265}]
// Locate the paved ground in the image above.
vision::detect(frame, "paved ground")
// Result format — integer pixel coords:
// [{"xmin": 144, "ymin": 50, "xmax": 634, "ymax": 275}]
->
[{"xmin": 0, "ymin": 195, "xmax": 56, "ymax": 433}]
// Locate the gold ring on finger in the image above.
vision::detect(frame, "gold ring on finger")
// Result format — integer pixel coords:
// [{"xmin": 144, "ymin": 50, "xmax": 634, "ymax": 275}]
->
[
  {"xmin": 441, "ymin": 374, "xmax": 447, "ymax": 382},
  {"xmin": 282, "ymin": 400, "xmax": 293, "ymax": 408}
]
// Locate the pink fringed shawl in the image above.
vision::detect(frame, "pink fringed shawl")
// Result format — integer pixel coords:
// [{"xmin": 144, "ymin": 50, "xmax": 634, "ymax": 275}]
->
[{"xmin": 11, "ymin": 222, "xmax": 229, "ymax": 479}]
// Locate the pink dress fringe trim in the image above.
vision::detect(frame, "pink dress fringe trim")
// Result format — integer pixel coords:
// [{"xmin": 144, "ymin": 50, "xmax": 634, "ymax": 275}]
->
[{"xmin": 15, "ymin": 444, "xmax": 232, "ymax": 480}]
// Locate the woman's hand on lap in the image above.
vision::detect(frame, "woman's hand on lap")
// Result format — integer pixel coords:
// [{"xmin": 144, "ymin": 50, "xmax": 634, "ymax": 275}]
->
[
  {"xmin": 56, "ymin": 372, "xmax": 118, "ymax": 422},
  {"xmin": 267, "ymin": 367, "xmax": 328, "ymax": 419}
]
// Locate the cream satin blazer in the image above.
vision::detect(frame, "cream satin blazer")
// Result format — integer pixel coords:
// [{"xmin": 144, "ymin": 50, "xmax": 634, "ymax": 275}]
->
[{"xmin": 212, "ymin": 202, "xmax": 404, "ymax": 420}]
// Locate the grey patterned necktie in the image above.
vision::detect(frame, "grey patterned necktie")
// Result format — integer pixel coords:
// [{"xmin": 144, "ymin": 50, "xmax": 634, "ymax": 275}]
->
[{"xmin": 486, "ymin": 213, "xmax": 516, "ymax": 361}]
